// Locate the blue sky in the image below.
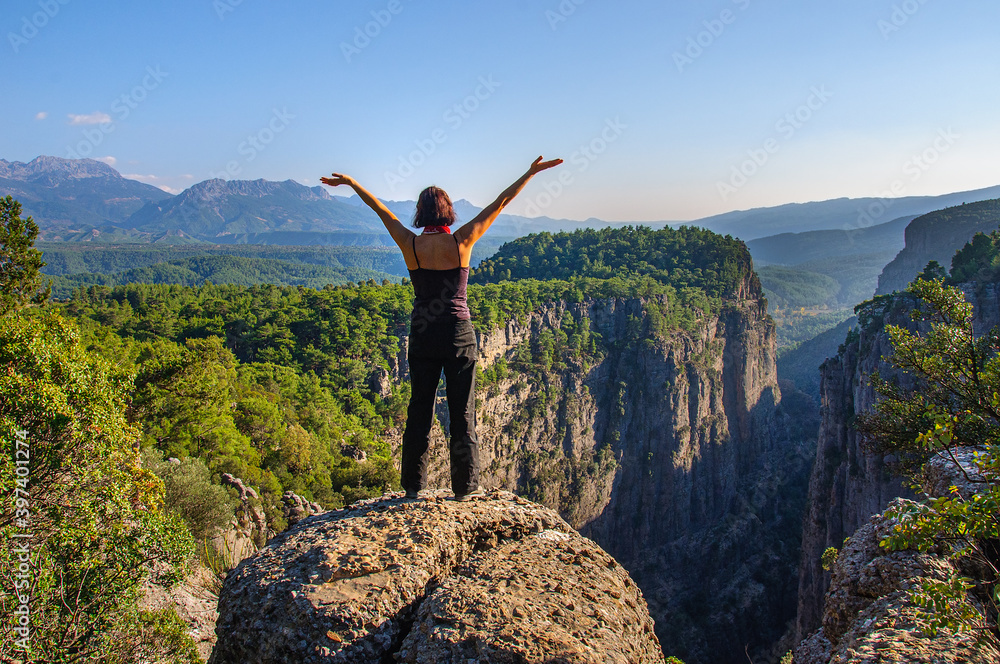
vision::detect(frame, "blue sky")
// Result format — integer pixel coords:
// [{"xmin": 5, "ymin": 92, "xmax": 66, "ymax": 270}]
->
[{"xmin": 3, "ymin": 0, "xmax": 999, "ymax": 221}]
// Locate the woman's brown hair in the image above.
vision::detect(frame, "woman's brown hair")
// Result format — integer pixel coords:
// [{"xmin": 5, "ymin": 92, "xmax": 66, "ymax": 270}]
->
[{"xmin": 412, "ymin": 186, "xmax": 457, "ymax": 228}]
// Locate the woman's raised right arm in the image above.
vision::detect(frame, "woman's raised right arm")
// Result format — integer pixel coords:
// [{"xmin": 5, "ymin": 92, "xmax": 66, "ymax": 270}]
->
[{"xmin": 320, "ymin": 173, "xmax": 414, "ymax": 247}]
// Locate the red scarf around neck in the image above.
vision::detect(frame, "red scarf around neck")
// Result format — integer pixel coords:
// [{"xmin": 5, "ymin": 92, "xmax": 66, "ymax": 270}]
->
[{"xmin": 422, "ymin": 225, "xmax": 451, "ymax": 235}]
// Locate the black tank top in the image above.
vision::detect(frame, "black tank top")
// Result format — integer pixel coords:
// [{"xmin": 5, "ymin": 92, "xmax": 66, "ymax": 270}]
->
[{"xmin": 408, "ymin": 235, "xmax": 471, "ymax": 323}]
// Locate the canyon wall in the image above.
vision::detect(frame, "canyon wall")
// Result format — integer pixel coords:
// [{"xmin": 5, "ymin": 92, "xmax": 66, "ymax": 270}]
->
[
  {"xmin": 875, "ymin": 199, "xmax": 1000, "ymax": 296},
  {"xmin": 796, "ymin": 281, "xmax": 1000, "ymax": 642}
]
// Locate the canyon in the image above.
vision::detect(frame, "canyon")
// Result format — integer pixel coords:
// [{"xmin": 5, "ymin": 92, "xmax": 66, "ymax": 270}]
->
[{"xmin": 386, "ymin": 269, "xmax": 813, "ymax": 663}]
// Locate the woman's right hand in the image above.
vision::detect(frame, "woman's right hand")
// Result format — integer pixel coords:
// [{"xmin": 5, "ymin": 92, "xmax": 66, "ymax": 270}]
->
[
  {"xmin": 320, "ymin": 172, "xmax": 357, "ymax": 188},
  {"xmin": 527, "ymin": 156, "xmax": 563, "ymax": 176}
]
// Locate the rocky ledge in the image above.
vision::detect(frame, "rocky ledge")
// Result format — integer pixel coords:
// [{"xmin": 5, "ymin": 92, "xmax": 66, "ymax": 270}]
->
[
  {"xmin": 209, "ymin": 490, "xmax": 664, "ymax": 664},
  {"xmin": 794, "ymin": 498, "xmax": 999, "ymax": 664}
]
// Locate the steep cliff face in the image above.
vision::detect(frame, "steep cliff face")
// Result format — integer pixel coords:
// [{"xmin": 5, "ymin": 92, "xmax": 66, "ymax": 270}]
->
[
  {"xmin": 875, "ymin": 199, "xmax": 1000, "ymax": 295},
  {"xmin": 796, "ymin": 281, "xmax": 1000, "ymax": 641},
  {"xmin": 794, "ymin": 300, "xmax": 917, "ymax": 641},
  {"xmin": 393, "ymin": 272, "xmax": 813, "ymax": 663},
  {"xmin": 795, "ymin": 449, "xmax": 1000, "ymax": 663}
]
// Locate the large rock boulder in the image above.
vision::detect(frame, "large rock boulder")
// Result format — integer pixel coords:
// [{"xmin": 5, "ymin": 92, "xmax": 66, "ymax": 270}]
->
[
  {"xmin": 793, "ymin": 498, "xmax": 998, "ymax": 664},
  {"xmin": 209, "ymin": 490, "xmax": 664, "ymax": 664},
  {"xmin": 282, "ymin": 490, "xmax": 325, "ymax": 527},
  {"xmin": 213, "ymin": 473, "xmax": 271, "ymax": 567}
]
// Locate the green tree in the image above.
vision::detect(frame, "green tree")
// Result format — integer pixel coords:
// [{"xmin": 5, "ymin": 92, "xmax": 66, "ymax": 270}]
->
[
  {"xmin": 0, "ymin": 196, "xmax": 50, "ymax": 316},
  {"xmin": 0, "ymin": 312, "xmax": 196, "ymax": 662},
  {"xmin": 916, "ymin": 259, "xmax": 946, "ymax": 282},
  {"xmin": 857, "ymin": 278, "xmax": 1000, "ymax": 647}
]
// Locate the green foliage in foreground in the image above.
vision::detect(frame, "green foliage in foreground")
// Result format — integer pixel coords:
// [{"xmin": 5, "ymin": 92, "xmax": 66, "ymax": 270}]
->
[
  {"xmin": 144, "ymin": 449, "xmax": 235, "ymax": 541},
  {"xmin": 856, "ymin": 278, "xmax": 1000, "ymax": 646},
  {"xmin": 0, "ymin": 311, "xmax": 196, "ymax": 663}
]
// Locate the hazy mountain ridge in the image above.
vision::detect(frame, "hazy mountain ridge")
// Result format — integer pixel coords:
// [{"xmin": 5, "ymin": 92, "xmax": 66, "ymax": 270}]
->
[
  {"xmin": 0, "ymin": 156, "xmax": 172, "ymax": 231},
  {"xmin": 693, "ymin": 185, "xmax": 1000, "ymax": 241},
  {"xmin": 9, "ymin": 156, "xmax": 999, "ymax": 248},
  {"xmin": 123, "ymin": 178, "xmax": 383, "ymax": 239},
  {"xmin": 7, "ymin": 157, "xmax": 668, "ymax": 244},
  {"xmin": 746, "ymin": 215, "xmax": 912, "ymax": 266}
]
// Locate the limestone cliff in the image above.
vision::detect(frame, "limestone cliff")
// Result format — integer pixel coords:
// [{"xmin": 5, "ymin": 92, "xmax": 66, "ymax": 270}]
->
[
  {"xmin": 796, "ymin": 281, "xmax": 1000, "ymax": 642},
  {"xmin": 392, "ymin": 271, "xmax": 813, "ymax": 663},
  {"xmin": 875, "ymin": 198, "xmax": 1000, "ymax": 296},
  {"xmin": 794, "ymin": 297, "xmax": 918, "ymax": 641},
  {"xmin": 794, "ymin": 450, "xmax": 1000, "ymax": 663},
  {"xmin": 210, "ymin": 491, "xmax": 664, "ymax": 664}
]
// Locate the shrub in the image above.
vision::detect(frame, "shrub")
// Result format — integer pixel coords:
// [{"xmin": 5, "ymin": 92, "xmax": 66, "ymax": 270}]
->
[
  {"xmin": 145, "ymin": 448, "xmax": 235, "ymax": 541},
  {"xmin": 820, "ymin": 546, "xmax": 839, "ymax": 572},
  {"xmin": 0, "ymin": 312, "xmax": 194, "ymax": 662}
]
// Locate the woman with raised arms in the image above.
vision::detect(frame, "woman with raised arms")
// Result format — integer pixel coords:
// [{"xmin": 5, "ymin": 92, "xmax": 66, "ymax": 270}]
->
[{"xmin": 321, "ymin": 156, "xmax": 562, "ymax": 501}]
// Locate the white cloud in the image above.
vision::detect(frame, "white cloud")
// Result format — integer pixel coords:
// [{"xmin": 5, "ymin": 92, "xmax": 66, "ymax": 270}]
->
[
  {"xmin": 35, "ymin": 111, "xmax": 48, "ymax": 120},
  {"xmin": 67, "ymin": 111, "xmax": 112, "ymax": 125},
  {"xmin": 123, "ymin": 173, "xmax": 182, "ymax": 194},
  {"xmin": 96, "ymin": 156, "xmax": 117, "ymax": 166}
]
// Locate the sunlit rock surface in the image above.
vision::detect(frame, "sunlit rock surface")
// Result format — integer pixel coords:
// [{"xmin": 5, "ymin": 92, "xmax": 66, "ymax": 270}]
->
[
  {"xmin": 209, "ymin": 490, "xmax": 664, "ymax": 664},
  {"xmin": 794, "ymin": 499, "xmax": 999, "ymax": 664}
]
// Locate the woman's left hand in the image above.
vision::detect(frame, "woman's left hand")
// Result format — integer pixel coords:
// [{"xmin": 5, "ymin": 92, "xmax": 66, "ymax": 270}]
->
[{"xmin": 320, "ymin": 173, "xmax": 357, "ymax": 187}]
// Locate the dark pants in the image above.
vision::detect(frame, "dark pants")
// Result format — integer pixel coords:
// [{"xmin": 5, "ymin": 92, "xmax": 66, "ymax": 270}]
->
[{"xmin": 401, "ymin": 318, "xmax": 480, "ymax": 495}]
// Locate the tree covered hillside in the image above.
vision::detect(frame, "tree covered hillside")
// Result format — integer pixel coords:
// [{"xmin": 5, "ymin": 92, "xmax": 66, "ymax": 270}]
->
[
  {"xmin": 38, "ymin": 243, "xmax": 407, "ymax": 277},
  {"xmin": 48, "ymin": 225, "xmax": 756, "ymax": 516},
  {"xmin": 48, "ymin": 254, "xmax": 397, "ymax": 298},
  {"xmin": 948, "ymin": 228, "xmax": 1000, "ymax": 284},
  {"xmin": 472, "ymin": 225, "xmax": 756, "ymax": 302}
]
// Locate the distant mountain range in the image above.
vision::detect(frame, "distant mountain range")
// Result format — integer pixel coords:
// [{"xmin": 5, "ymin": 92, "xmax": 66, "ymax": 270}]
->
[
  {"xmin": 124, "ymin": 178, "xmax": 381, "ymax": 239},
  {"xmin": 2, "ymin": 157, "xmax": 654, "ymax": 245},
  {"xmin": 746, "ymin": 214, "xmax": 912, "ymax": 267},
  {"xmin": 690, "ymin": 185, "xmax": 1000, "ymax": 241},
  {"xmin": 4, "ymin": 156, "xmax": 1000, "ymax": 248},
  {"xmin": 0, "ymin": 156, "xmax": 171, "ymax": 234}
]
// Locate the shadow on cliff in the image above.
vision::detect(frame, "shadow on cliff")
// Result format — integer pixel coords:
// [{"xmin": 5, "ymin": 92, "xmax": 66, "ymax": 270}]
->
[{"xmin": 581, "ymin": 377, "xmax": 817, "ymax": 664}]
